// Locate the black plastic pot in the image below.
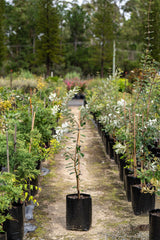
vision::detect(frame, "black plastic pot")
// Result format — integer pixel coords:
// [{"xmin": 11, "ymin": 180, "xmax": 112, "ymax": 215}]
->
[
  {"xmin": 126, "ymin": 174, "xmax": 141, "ymax": 202},
  {"xmin": 66, "ymin": 193, "xmax": 92, "ymax": 231},
  {"xmin": 3, "ymin": 202, "xmax": 25, "ymax": 240},
  {"xmin": 105, "ymin": 134, "xmax": 109, "ymax": 155},
  {"xmin": 108, "ymin": 137, "xmax": 114, "ymax": 160},
  {"xmin": 131, "ymin": 185, "xmax": 155, "ymax": 215},
  {"xmin": 113, "ymin": 150, "xmax": 118, "ymax": 164},
  {"xmin": 123, "ymin": 168, "xmax": 133, "ymax": 191},
  {"xmin": 102, "ymin": 130, "xmax": 106, "ymax": 146},
  {"xmin": 119, "ymin": 157, "xmax": 127, "ymax": 181},
  {"xmin": 116, "ymin": 154, "xmax": 122, "ymax": 167},
  {"xmin": 149, "ymin": 209, "xmax": 160, "ymax": 240},
  {"xmin": 0, "ymin": 232, "xmax": 7, "ymax": 240}
]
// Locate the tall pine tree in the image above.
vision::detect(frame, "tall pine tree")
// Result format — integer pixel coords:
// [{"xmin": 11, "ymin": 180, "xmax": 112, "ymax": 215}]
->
[
  {"xmin": 91, "ymin": 0, "xmax": 114, "ymax": 77},
  {"xmin": 65, "ymin": 3, "xmax": 90, "ymax": 74},
  {"xmin": 150, "ymin": 0, "xmax": 160, "ymax": 62},
  {"xmin": 36, "ymin": 0, "xmax": 61, "ymax": 77},
  {"xmin": 0, "ymin": 0, "xmax": 5, "ymax": 69}
]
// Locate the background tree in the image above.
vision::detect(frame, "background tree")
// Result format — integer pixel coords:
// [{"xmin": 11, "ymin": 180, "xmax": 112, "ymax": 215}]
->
[
  {"xmin": 150, "ymin": 0, "xmax": 160, "ymax": 62},
  {"xmin": 91, "ymin": 0, "xmax": 114, "ymax": 77},
  {"xmin": 64, "ymin": 3, "xmax": 90, "ymax": 75},
  {"xmin": 36, "ymin": 0, "xmax": 61, "ymax": 77},
  {"xmin": 117, "ymin": 0, "xmax": 146, "ymax": 72},
  {"xmin": 0, "ymin": 0, "xmax": 6, "ymax": 71},
  {"xmin": 4, "ymin": 0, "xmax": 36, "ymax": 71}
]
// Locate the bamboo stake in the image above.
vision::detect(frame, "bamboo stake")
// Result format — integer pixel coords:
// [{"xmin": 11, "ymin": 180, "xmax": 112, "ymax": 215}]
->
[
  {"xmin": 14, "ymin": 124, "xmax": 17, "ymax": 152},
  {"xmin": 29, "ymin": 111, "xmax": 36, "ymax": 153},
  {"xmin": 6, "ymin": 131, "xmax": 10, "ymax": 173},
  {"xmin": 29, "ymin": 98, "xmax": 32, "ymax": 114}
]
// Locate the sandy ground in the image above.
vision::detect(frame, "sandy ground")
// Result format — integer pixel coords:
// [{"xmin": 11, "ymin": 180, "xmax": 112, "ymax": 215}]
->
[{"xmin": 25, "ymin": 105, "xmax": 160, "ymax": 240}]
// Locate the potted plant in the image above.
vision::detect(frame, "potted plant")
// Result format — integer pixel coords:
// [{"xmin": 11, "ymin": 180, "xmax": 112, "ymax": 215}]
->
[
  {"xmin": 64, "ymin": 110, "xmax": 92, "ymax": 231},
  {"xmin": 55, "ymin": 88, "xmax": 92, "ymax": 231},
  {"xmin": 0, "ymin": 172, "xmax": 26, "ymax": 239}
]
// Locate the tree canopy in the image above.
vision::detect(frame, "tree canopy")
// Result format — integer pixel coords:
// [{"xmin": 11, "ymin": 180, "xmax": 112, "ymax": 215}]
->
[{"xmin": 0, "ymin": 0, "xmax": 160, "ymax": 77}]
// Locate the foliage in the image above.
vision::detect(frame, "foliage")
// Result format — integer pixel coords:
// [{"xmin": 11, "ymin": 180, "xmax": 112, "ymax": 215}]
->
[
  {"xmin": 0, "ymin": 0, "xmax": 6, "ymax": 68},
  {"xmin": 36, "ymin": 0, "xmax": 61, "ymax": 76},
  {"xmin": 0, "ymin": 172, "xmax": 26, "ymax": 232},
  {"xmin": 64, "ymin": 71, "xmax": 87, "ymax": 93},
  {"xmin": 86, "ymin": 58, "xmax": 160, "ymax": 192},
  {"xmin": 91, "ymin": 0, "xmax": 114, "ymax": 77}
]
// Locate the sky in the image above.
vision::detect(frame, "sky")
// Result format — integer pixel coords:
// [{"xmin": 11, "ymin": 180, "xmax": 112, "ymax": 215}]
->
[
  {"xmin": 6, "ymin": 0, "xmax": 84, "ymax": 5},
  {"xmin": 5, "ymin": 0, "xmax": 130, "ymax": 19}
]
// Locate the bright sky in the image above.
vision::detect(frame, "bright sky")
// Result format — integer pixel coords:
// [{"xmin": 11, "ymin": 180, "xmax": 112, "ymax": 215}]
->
[{"xmin": 6, "ymin": 0, "xmax": 84, "ymax": 5}]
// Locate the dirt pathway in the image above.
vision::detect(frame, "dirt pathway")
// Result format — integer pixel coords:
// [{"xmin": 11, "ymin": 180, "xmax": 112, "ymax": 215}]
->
[{"xmin": 26, "ymin": 105, "xmax": 159, "ymax": 240}]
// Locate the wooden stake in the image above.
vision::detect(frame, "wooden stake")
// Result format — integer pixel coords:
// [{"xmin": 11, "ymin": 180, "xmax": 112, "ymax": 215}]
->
[
  {"xmin": 29, "ymin": 111, "xmax": 36, "ymax": 153},
  {"xmin": 6, "ymin": 131, "xmax": 10, "ymax": 173},
  {"xmin": 14, "ymin": 124, "xmax": 17, "ymax": 152}
]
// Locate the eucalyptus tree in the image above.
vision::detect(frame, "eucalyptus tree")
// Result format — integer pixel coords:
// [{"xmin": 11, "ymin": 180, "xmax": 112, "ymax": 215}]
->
[{"xmin": 36, "ymin": 0, "xmax": 61, "ymax": 77}]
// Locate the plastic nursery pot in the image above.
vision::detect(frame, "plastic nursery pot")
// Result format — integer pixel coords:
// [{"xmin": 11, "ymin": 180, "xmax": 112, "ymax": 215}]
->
[
  {"xmin": 0, "ymin": 232, "xmax": 7, "ymax": 240},
  {"xmin": 119, "ymin": 157, "xmax": 127, "ymax": 182},
  {"xmin": 131, "ymin": 184, "xmax": 155, "ymax": 216},
  {"xmin": 113, "ymin": 150, "xmax": 118, "ymax": 164},
  {"xmin": 97, "ymin": 121, "xmax": 101, "ymax": 136},
  {"xmin": 3, "ymin": 202, "xmax": 25, "ymax": 240},
  {"xmin": 123, "ymin": 168, "xmax": 133, "ymax": 191},
  {"xmin": 108, "ymin": 137, "xmax": 114, "ymax": 160},
  {"xmin": 102, "ymin": 130, "xmax": 106, "ymax": 146},
  {"xmin": 126, "ymin": 174, "xmax": 141, "ymax": 202},
  {"xmin": 105, "ymin": 133, "xmax": 109, "ymax": 155},
  {"xmin": 66, "ymin": 193, "xmax": 92, "ymax": 231},
  {"xmin": 149, "ymin": 209, "xmax": 160, "ymax": 240}
]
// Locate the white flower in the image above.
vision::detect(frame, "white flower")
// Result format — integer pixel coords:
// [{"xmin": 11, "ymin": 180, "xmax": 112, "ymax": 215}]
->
[
  {"xmin": 49, "ymin": 93, "xmax": 57, "ymax": 101},
  {"xmin": 117, "ymin": 99, "xmax": 126, "ymax": 107},
  {"xmin": 147, "ymin": 119, "xmax": 157, "ymax": 127},
  {"xmin": 55, "ymin": 121, "xmax": 69, "ymax": 141},
  {"xmin": 51, "ymin": 105, "xmax": 60, "ymax": 115}
]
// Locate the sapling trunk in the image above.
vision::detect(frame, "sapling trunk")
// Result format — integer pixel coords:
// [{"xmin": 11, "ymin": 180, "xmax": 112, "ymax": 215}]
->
[
  {"xmin": 14, "ymin": 124, "xmax": 17, "ymax": 152},
  {"xmin": 28, "ymin": 111, "xmax": 36, "ymax": 200},
  {"xmin": 74, "ymin": 111, "xmax": 81, "ymax": 199},
  {"xmin": 133, "ymin": 112, "xmax": 137, "ymax": 177}
]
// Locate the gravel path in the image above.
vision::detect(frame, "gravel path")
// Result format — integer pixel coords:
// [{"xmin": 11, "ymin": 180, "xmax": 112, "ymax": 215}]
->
[{"xmin": 25, "ymin": 104, "xmax": 160, "ymax": 240}]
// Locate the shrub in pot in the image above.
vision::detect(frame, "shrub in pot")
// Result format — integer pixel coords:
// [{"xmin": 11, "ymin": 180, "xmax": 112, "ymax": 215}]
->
[
  {"xmin": 56, "ymin": 88, "xmax": 92, "ymax": 231},
  {"xmin": 64, "ymin": 110, "xmax": 92, "ymax": 231},
  {"xmin": 0, "ymin": 172, "xmax": 26, "ymax": 239}
]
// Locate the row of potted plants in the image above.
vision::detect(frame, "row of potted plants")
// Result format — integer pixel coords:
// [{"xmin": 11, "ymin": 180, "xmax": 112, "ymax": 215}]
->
[
  {"xmin": 0, "ymin": 78, "xmax": 72, "ymax": 239},
  {"xmin": 85, "ymin": 56, "xmax": 160, "ymax": 238}
]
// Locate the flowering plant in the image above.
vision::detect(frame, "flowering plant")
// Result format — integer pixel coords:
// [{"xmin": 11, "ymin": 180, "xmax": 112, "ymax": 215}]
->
[{"xmin": 64, "ymin": 72, "xmax": 87, "ymax": 93}]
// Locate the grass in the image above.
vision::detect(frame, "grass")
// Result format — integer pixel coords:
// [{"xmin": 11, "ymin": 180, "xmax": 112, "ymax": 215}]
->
[{"xmin": 0, "ymin": 77, "xmax": 38, "ymax": 91}]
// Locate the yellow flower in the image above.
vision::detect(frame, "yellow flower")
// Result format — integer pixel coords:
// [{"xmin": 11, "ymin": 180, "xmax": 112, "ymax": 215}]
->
[{"xmin": 37, "ymin": 78, "xmax": 46, "ymax": 90}]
